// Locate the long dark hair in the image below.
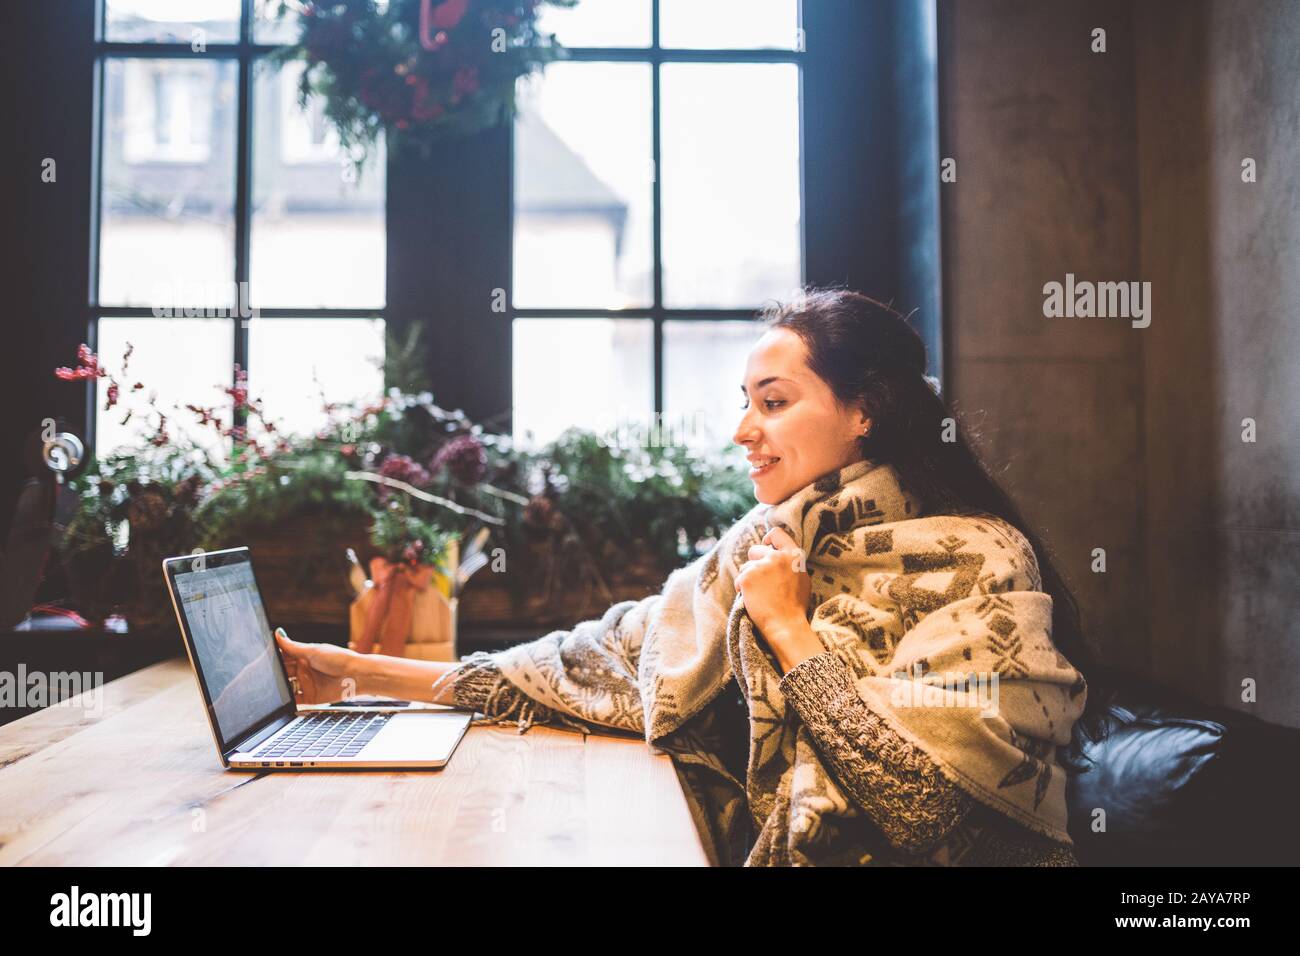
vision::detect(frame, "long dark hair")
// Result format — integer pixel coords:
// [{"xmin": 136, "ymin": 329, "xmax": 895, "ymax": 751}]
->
[{"xmin": 763, "ymin": 285, "xmax": 1112, "ymax": 768}]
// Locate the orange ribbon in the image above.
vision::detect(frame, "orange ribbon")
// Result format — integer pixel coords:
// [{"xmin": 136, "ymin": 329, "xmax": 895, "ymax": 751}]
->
[{"xmin": 358, "ymin": 558, "xmax": 433, "ymax": 657}]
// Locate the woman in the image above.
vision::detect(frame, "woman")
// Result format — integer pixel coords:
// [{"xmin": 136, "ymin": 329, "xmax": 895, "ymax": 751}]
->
[{"xmin": 277, "ymin": 287, "xmax": 1110, "ymax": 867}]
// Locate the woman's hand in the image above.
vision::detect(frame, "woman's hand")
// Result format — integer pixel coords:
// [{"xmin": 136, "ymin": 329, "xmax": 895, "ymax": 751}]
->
[
  {"xmin": 275, "ymin": 629, "xmax": 365, "ymax": 704},
  {"xmin": 737, "ymin": 525, "xmax": 811, "ymax": 636},
  {"xmin": 736, "ymin": 525, "xmax": 824, "ymax": 673}
]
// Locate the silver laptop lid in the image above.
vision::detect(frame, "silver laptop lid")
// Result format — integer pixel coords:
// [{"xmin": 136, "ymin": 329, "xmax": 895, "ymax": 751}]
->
[{"xmin": 163, "ymin": 548, "xmax": 296, "ymax": 761}]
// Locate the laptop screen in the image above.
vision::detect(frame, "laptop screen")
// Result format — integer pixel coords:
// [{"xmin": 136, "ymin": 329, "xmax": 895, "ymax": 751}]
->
[{"xmin": 171, "ymin": 556, "xmax": 294, "ymax": 747}]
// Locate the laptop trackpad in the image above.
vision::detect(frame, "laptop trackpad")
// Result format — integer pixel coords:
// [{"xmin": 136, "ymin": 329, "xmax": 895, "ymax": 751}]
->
[{"xmin": 360, "ymin": 712, "xmax": 470, "ymax": 762}]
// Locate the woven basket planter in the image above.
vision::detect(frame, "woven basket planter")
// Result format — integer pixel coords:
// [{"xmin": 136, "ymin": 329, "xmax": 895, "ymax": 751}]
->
[
  {"xmin": 458, "ymin": 543, "xmax": 670, "ymax": 629},
  {"xmin": 120, "ymin": 514, "xmax": 676, "ymax": 638},
  {"xmin": 237, "ymin": 513, "xmax": 374, "ymax": 626}
]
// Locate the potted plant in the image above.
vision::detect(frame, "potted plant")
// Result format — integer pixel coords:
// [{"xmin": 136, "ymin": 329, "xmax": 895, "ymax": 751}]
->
[{"xmin": 349, "ymin": 496, "xmax": 458, "ymax": 657}]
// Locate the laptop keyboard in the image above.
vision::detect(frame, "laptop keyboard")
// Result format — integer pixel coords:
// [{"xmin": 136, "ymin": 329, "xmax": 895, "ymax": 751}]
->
[{"xmin": 255, "ymin": 712, "xmax": 392, "ymax": 760}]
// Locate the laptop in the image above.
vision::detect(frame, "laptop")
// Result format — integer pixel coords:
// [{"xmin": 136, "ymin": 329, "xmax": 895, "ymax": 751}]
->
[{"xmin": 162, "ymin": 546, "xmax": 473, "ymax": 770}]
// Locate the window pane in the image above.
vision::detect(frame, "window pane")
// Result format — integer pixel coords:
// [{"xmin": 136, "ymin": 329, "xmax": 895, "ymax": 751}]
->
[
  {"xmin": 100, "ymin": 58, "xmax": 238, "ymax": 309},
  {"xmin": 251, "ymin": 59, "xmax": 386, "ymax": 309},
  {"xmin": 513, "ymin": 63, "xmax": 652, "ymax": 309},
  {"xmin": 664, "ymin": 320, "xmax": 762, "ymax": 453},
  {"xmin": 253, "ymin": 0, "xmax": 299, "ymax": 44},
  {"xmin": 536, "ymin": 0, "xmax": 651, "ymax": 47},
  {"xmin": 104, "ymin": 0, "xmax": 241, "ymax": 44},
  {"xmin": 512, "ymin": 319, "xmax": 652, "ymax": 447},
  {"xmin": 94, "ymin": 318, "xmax": 233, "ymax": 459},
  {"xmin": 660, "ymin": 63, "xmax": 802, "ymax": 309},
  {"xmin": 659, "ymin": 0, "xmax": 801, "ymax": 50},
  {"xmin": 246, "ymin": 319, "xmax": 386, "ymax": 438}
]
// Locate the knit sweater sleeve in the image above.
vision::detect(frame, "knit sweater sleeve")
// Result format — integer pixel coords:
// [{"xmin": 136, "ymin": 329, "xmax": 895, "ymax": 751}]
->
[
  {"xmin": 445, "ymin": 650, "xmax": 602, "ymax": 737},
  {"xmin": 777, "ymin": 650, "xmax": 978, "ymax": 857}
]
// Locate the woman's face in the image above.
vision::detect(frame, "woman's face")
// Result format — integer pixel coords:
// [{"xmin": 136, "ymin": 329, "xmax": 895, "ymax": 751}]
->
[{"xmin": 733, "ymin": 327, "xmax": 871, "ymax": 504}]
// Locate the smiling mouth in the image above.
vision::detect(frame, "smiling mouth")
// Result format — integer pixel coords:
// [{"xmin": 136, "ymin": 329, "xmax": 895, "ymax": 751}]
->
[{"xmin": 748, "ymin": 456, "xmax": 781, "ymax": 477}]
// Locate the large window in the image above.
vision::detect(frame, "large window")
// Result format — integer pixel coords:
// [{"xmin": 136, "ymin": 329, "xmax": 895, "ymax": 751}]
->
[
  {"xmin": 511, "ymin": 0, "xmax": 805, "ymax": 451},
  {"xmin": 92, "ymin": 0, "xmax": 386, "ymax": 457}
]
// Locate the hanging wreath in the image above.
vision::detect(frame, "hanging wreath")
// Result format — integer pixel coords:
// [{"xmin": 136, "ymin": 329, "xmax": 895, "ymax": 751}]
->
[{"xmin": 271, "ymin": 0, "xmax": 575, "ymax": 169}]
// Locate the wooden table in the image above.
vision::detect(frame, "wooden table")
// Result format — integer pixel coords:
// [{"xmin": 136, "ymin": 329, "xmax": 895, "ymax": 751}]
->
[{"xmin": 0, "ymin": 659, "xmax": 709, "ymax": 866}]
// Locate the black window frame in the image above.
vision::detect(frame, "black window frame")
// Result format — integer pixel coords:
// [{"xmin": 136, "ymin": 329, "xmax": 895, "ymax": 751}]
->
[
  {"xmin": 87, "ymin": 0, "xmax": 386, "ymax": 449},
  {"xmin": 509, "ymin": 0, "xmax": 809, "ymax": 427},
  {"xmin": 7, "ymin": 0, "xmax": 941, "ymax": 492}
]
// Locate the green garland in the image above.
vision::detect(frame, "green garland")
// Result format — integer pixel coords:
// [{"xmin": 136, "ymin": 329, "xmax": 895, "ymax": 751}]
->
[{"xmin": 51, "ymin": 337, "xmax": 754, "ymax": 622}]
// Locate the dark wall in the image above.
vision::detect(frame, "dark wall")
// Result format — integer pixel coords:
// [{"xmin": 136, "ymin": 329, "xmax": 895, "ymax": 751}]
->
[
  {"xmin": 0, "ymin": 1, "xmax": 97, "ymax": 539},
  {"xmin": 938, "ymin": 0, "xmax": 1145, "ymax": 674},
  {"xmin": 1135, "ymin": 0, "xmax": 1300, "ymax": 727},
  {"xmin": 939, "ymin": 0, "xmax": 1300, "ymax": 726}
]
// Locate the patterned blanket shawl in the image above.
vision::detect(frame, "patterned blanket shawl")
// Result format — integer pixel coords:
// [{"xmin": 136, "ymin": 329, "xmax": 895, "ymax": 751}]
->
[{"xmin": 482, "ymin": 458, "xmax": 1087, "ymax": 862}]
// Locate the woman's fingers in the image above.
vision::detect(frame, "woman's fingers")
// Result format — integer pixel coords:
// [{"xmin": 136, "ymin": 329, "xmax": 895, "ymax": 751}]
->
[
  {"xmin": 762, "ymin": 526, "xmax": 799, "ymax": 551},
  {"xmin": 274, "ymin": 632, "xmax": 298, "ymax": 670},
  {"xmin": 275, "ymin": 628, "xmax": 310, "ymax": 699},
  {"xmin": 274, "ymin": 628, "xmax": 300, "ymax": 656},
  {"xmin": 276, "ymin": 629, "xmax": 322, "ymax": 665},
  {"xmin": 762, "ymin": 526, "xmax": 807, "ymax": 572},
  {"xmin": 746, "ymin": 538, "xmax": 806, "ymax": 571}
]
